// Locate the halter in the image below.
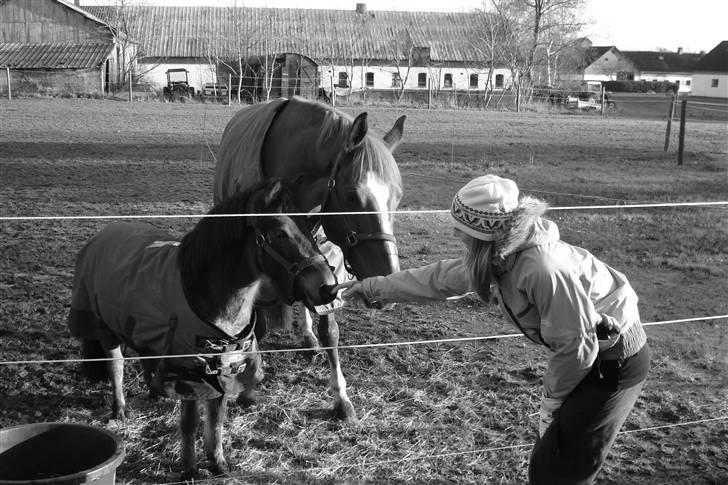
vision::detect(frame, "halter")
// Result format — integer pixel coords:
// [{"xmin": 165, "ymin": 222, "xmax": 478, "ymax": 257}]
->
[
  {"xmin": 253, "ymin": 226, "xmax": 327, "ymax": 305},
  {"xmin": 315, "ymin": 149, "xmax": 397, "ymax": 274}
]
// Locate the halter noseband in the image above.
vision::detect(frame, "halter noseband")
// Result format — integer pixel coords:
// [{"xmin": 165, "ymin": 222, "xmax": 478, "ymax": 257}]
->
[
  {"xmin": 316, "ymin": 150, "xmax": 397, "ymax": 273},
  {"xmin": 254, "ymin": 227, "xmax": 327, "ymax": 305}
]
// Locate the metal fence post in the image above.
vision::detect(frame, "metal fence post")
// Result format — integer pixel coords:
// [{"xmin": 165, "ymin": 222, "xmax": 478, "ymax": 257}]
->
[
  {"xmin": 6, "ymin": 66, "xmax": 11, "ymax": 100},
  {"xmin": 664, "ymin": 94, "xmax": 677, "ymax": 151}
]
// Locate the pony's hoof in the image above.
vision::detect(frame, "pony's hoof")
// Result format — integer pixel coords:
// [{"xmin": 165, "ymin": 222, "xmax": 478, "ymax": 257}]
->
[
  {"xmin": 236, "ymin": 389, "xmax": 259, "ymax": 408},
  {"xmin": 209, "ymin": 460, "xmax": 229, "ymax": 476},
  {"xmin": 180, "ymin": 468, "xmax": 199, "ymax": 482},
  {"xmin": 333, "ymin": 400, "xmax": 359, "ymax": 424}
]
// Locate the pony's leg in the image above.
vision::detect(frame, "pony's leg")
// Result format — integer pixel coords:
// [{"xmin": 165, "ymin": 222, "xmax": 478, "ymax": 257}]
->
[
  {"xmin": 299, "ymin": 305, "xmax": 320, "ymax": 352},
  {"xmin": 203, "ymin": 396, "xmax": 228, "ymax": 475},
  {"xmin": 105, "ymin": 345, "xmax": 126, "ymax": 421},
  {"xmin": 180, "ymin": 400, "xmax": 200, "ymax": 478},
  {"xmin": 318, "ymin": 313, "xmax": 358, "ymax": 423}
]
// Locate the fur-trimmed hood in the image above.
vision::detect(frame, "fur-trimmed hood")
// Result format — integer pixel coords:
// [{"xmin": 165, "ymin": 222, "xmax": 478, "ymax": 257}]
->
[{"xmin": 494, "ymin": 196, "xmax": 556, "ymax": 258}]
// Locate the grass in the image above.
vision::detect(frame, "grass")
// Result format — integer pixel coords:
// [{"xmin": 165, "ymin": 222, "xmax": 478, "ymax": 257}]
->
[{"xmin": 0, "ymin": 98, "xmax": 726, "ymax": 484}]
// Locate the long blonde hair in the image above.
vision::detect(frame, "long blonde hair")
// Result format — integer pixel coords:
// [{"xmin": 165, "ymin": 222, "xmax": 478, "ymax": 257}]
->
[{"xmin": 462, "ymin": 233, "xmax": 496, "ymax": 302}]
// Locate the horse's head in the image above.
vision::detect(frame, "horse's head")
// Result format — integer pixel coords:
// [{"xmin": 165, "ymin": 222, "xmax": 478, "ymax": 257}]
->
[
  {"xmin": 248, "ymin": 179, "xmax": 338, "ymax": 311},
  {"xmin": 314, "ymin": 111, "xmax": 405, "ymax": 279}
]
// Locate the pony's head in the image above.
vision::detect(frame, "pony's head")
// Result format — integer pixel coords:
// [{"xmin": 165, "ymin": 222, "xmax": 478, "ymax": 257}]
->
[
  {"xmin": 245, "ymin": 179, "xmax": 338, "ymax": 310},
  {"xmin": 181, "ymin": 179, "xmax": 337, "ymax": 311}
]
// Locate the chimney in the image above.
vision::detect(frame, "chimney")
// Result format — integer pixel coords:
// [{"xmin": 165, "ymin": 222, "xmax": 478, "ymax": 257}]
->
[
  {"xmin": 356, "ymin": 3, "xmax": 367, "ymax": 14},
  {"xmin": 677, "ymin": 47, "xmax": 683, "ymax": 54}
]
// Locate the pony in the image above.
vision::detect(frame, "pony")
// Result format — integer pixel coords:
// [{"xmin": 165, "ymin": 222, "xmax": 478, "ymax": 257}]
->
[
  {"xmin": 214, "ymin": 96, "xmax": 405, "ymax": 422},
  {"xmin": 67, "ymin": 179, "xmax": 337, "ymax": 478}
]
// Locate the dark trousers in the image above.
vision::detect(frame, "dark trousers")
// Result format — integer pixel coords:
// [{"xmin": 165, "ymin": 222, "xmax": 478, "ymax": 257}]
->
[{"xmin": 529, "ymin": 346, "xmax": 650, "ymax": 485}]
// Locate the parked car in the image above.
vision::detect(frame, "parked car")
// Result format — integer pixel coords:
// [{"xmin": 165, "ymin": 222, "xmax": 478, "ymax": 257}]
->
[{"xmin": 199, "ymin": 83, "xmax": 228, "ymax": 102}]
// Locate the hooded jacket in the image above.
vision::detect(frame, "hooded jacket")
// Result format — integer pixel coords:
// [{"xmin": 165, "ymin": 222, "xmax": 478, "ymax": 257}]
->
[{"xmin": 359, "ymin": 199, "xmax": 646, "ymax": 401}]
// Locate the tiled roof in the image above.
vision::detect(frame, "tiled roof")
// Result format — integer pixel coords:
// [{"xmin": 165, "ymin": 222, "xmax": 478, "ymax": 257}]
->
[
  {"xmin": 693, "ymin": 41, "xmax": 728, "ymax": 73},
  {"xmin": 622, "ymin": 50, "xmax": 702, "ymax": 73},
  {"xmin": 0, "ymin": 42, "xmax": 114, "ymax": 69},
  {"xmin": 83, "ymin": 6, "xmax": 485, "ymax": 62}
]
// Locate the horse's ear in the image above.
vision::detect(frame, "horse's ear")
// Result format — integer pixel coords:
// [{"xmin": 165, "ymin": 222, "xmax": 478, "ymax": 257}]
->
[
  {"xmin": 347, "ymin": 112, "xmax": 368, "ymax": 151},
  {"xmin": 262, "ymin": 179, "xmax": 284, "ymax": 209},
  {"xmin": 383, "ymin": 115, "xmax": 406, "ymax": 152}
]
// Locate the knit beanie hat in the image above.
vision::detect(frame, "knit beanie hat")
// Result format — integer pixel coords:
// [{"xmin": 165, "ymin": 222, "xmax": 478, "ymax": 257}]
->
[{"xmin": 450, "ymin": 175, "xmax": 519, "ymax": 241}]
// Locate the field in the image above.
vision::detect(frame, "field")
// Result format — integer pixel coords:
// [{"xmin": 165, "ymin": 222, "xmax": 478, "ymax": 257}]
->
[{"xmin": 1, "ymin": 98, "xmax": 726, "ymax": 484}]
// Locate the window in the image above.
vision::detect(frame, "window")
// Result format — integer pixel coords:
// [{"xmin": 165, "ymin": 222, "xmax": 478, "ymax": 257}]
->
[
  {"xmin": 444, "ymin": 73, "xmax": 453, "ymax": 88},
  {"xmin": 469, "ymin": 74, "xmax": 478, "ymax": 88},
  {"xmin": 418, "ymin": 73, "xmax": 427, "ymax": 88},
  {"xmin": 495, "ymin": 74, "xmax": 504, "ymax": 88},
  {"xmin": 686, "ymin": 80, "xmax": 691, "ymax": 86},
  {"xmin": 392, "ymin": 73, "xmax": 402, "ymax": 88},
  {"xmin": 711, "ymin": 78, "xmax": 719, "ymax": 88},
  {"xmin": 365, "ymin": 72, "xmax": 374, "ymax": 87},
  {"xmin": 338, "ymin": 72, "xmax": 348, "ymax": 88}
]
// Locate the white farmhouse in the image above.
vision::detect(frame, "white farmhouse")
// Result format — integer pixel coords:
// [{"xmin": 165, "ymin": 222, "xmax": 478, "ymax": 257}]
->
[{"xmin": 690, "ymin": 41, "xmax": 728, "ymax": 99}]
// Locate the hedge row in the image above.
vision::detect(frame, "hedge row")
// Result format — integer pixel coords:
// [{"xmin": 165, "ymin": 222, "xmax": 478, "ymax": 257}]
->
[{"xmin": 603, "ymin": 80, "xmax": 679, "ymax": 93}]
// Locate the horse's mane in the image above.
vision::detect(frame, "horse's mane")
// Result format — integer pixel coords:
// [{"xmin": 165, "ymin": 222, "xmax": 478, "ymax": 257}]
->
[
  {"xmin": 315, "ymin": 104, "xmax": 403, "ymax": 208},
  {"xmin": 178, "ymin": 180, "xmax": 291, "ymax": 274}
]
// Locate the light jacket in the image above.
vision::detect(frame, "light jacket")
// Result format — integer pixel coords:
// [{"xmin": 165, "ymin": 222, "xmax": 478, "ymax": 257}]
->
[{"xmin": 359, "ymin": 214, "xmax": 646, "ymax": 402}]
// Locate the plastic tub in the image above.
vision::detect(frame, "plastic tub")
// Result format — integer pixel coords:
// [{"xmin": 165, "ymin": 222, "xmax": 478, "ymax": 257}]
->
[{"xmin": 0, "ymin": 422, "xmax": 124, "ymax": 485}]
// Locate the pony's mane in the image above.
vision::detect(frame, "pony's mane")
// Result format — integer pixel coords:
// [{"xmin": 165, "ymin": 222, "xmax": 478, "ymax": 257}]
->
[
  {"xmin": 315, "ymin": 105, "xmax": 403, "ymax": 208},
  {"xmin": 178, "ymin": 180, "xmax": 290, "ymax": 273}
]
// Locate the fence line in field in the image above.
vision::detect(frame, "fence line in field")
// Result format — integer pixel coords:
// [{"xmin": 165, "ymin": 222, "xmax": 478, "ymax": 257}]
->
[
  {"xmin": 153, "ymin": 415, "xmax": 728, "ymax": 485},
  {"xmin": 0, "ymin": 315, "xmax": 725, "ymax": 367},
  {"xmin": 0, "ymin": 201, "xmax": 726, "ymax": 222}
]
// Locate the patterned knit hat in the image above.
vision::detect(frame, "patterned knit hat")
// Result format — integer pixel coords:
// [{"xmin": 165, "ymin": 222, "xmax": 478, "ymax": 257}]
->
[{"xmin": 450, "ymin": 175, "xmax": 519, "ymax": 241}]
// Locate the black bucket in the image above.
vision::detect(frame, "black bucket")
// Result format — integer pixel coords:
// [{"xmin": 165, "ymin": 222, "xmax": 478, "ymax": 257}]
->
[{"xmin": 0, "ymin": 423, "xmax": 124, "ymax": 485}]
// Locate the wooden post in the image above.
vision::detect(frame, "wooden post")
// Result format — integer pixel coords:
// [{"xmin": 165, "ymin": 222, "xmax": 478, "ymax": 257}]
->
[
  {"xmin": 677, "ymin": 99, "xmax": 687, "ymax": 165},
  {"xmin": 128, "ymin": 73, "xmax": 132, "ymax": 102},
  {"xmin": 664, "ymin": 94, "xmax": 677, "ymax": 151},
  {"xmin": 427, "ymin": 78, "xmax": 431, "ymax": 110},
  {"xmin": 515, "ymin": 83, "xmax": 521, "ymax": 112},
  {"xmin": 331, "ymin": 76, "xmax": 336, "ymax": 107},
  {"xmin": 6, "ymin": 66, "xmax": 11, "ymax": 100},
  {"xmin": 600, "ymin": 85, "xmax": 606, "ymax": 115},
  {"xmin": 228, "ymin": 73, "xmax": 232, "ymax": 106}
]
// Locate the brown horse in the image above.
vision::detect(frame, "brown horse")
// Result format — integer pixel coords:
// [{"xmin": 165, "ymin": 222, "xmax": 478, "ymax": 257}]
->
[
  {"xmin": 68, "ymin": 180, "xmax": 337, "ymax": 478},
  {"xmin": 215, "ymin": 96, "xmax": 405, "ymax": 422}
]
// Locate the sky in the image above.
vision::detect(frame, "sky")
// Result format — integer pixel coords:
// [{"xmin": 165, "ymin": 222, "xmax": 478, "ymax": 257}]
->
[{"xmin": 80, "ymin": 0, "xmax": 727, "ymax": 53}]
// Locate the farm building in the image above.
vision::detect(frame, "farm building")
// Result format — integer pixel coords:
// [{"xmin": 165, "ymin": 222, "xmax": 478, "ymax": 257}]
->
[
  {"xmin": 0, "ymin": 0, "xmax": 124, "ymax": 96},
  {"xmin": 82, "ymin": 3, "xmax": 513, "ymax": 101},
  {"xmin": 620, "ymin": 48, "xmax": 703, "ymax": 94},
  {"xmin": 557, "ymin": 44, "xmax": 634, "ymax": 91},
  {"xmin": 690, "ymin": 41, "xmax": 728, "ymax": 99}
]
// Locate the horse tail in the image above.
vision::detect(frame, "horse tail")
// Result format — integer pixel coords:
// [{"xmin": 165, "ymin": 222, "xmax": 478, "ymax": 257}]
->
[{"xmin": 80, "ymin": 339, "xmax": 109, "ymax": 382}]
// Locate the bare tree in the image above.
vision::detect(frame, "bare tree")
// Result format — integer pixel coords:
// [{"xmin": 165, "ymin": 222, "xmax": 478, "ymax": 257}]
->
[{"xmin": 385, "ymin": 26, "xmax": 416, "ymax": 101}]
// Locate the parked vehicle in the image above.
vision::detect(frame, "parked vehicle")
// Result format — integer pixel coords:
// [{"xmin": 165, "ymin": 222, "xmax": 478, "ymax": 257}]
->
[
  {"xmin": 163, "ymin": 69, "xmax": 195, "ymax": 102},
  {"xmin": 199, "ymin": 82, "xmax": 228, "ymax": 102}
]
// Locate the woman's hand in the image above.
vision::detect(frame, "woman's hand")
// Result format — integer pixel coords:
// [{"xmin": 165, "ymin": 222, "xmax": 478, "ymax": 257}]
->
[{"xmin": 333, "ymin": 281, "xmax": 368, "ymax": 307}]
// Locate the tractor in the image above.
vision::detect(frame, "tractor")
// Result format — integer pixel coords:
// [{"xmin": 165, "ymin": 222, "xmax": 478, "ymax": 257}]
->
[{"xmin": 163, "ymin": 68, "xmax": 195, "ymax": 102}]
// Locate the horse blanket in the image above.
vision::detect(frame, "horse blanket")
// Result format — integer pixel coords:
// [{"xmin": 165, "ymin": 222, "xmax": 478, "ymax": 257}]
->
[
  {"xmin": 213, "ymin": 97, "xmax": 347, "ymax": 322},
  {"xmin": 68, "ymin": 223, "xmax": 257, "ymax": 400}
]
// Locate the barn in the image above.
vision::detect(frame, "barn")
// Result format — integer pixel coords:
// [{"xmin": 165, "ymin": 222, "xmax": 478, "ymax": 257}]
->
[
  {"xmin": 690, "ymin": 41, "xmax": 728, "ymax": 99},
  {"xmin": 82, "ymin": 3, "xmax": 512, "ymax": 101},
  {"xmin": 0, "ymin": 0, "xmax": 123, "ymax": 97}
]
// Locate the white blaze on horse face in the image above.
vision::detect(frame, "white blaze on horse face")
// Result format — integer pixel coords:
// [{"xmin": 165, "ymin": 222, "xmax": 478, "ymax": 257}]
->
[{"xmin": 364, "ymin": 172, "xmax": 393, "ymax": 234}]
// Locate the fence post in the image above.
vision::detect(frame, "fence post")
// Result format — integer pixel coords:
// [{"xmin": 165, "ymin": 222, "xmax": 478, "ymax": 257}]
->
[
  {"xmin": 664, "ymin": 94, "xmax": 677, "ymax": 151},
  {"xmin": 677, "ymin": 99, "xmax": 687, "ymax": 165},
  {"xmin": 228, "ymin": 73, "xmax": 232, "ymax": 106},
  {"xmin": 515, "ymin": 84, "xmax": 521, "ymax": 113},
  {"xmin": 6, "ymin": 66, "xmax": 11, "ymax": 100},
  {"xmin": 427, "ymin": 78, "xmax": 431, "ymax": 110},
  {"xmin": 128, "ymin": 74, "xmax": 132, "ymax": 102},
  {"xmin": 600, "ymin": 85, "xmax": 605, "ymax": 115}
]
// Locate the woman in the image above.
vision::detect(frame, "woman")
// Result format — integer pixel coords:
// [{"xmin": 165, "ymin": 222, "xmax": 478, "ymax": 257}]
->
[{"xmin": 337, "ymin": 174, "xmax": 650, "ymax": 485}]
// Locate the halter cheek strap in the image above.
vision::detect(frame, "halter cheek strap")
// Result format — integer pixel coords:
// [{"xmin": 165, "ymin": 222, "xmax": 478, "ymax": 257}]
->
[{"xmin": 254, "ymin": 228, "xmax": 328, "ymax": 305}]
